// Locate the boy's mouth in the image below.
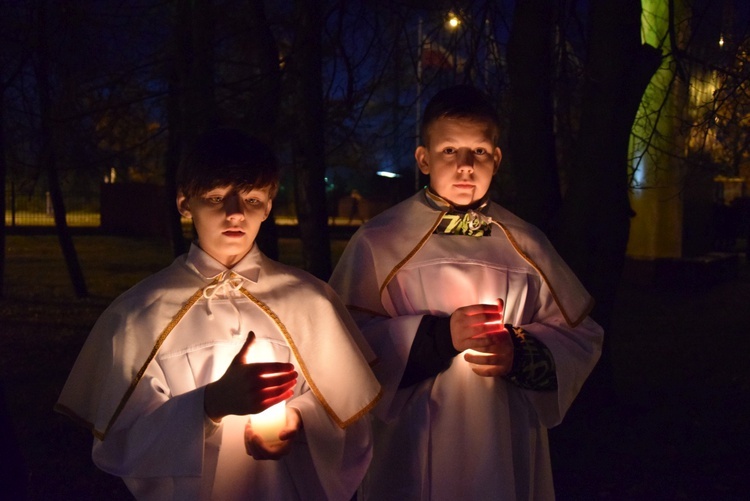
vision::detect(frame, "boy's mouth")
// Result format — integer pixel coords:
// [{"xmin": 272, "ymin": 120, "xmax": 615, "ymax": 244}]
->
[{"xmin": 223, "ymin": 229, "xmax": 245, "ymax": 237}]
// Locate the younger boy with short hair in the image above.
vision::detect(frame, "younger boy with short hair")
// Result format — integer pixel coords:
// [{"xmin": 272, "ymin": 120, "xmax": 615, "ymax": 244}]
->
[
  {"xmin": 56, "ymin": 128, "xmax": 381, "ymax": 500},
  {"xmin": 330, "ymin": 85, "xmax": 603, "ymax": 500}
]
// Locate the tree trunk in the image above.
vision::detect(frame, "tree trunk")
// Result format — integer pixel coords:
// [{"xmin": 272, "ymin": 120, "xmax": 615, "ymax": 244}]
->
[
  {"xmin": 552, "ymin": 0, "xmax": 662, "ymax": 399},
  {"xmin": 243, "ymin": 0, "xmax": 283, "ymax": 260},
  {"xmin": 166, "ymin": 0, "xmax": 217, "ymax": 257},
  {"xmin": 0, "ymin": 92, "xmax": 6, "ymax": 298},
  {"xmin": 35, "ymin": 2, "xmax": 87, "ymax": 298},
  {"xmin": 165, "ymin": 71, "xmax": 188, "ymax": 255},
  {"xmin": 506, "ymin": 0, "xmax": 560, "ymax": 231},
  {"xmin": 1, "ymin": 7, "xmax": 31, "ymax": 299},
  {"xmin": 243, "ymin": 0, "xmax": 282, "ymax": 144},
  {"xmin": 289, "ymin": 0, "xmax": 331, "ymax": 280}
]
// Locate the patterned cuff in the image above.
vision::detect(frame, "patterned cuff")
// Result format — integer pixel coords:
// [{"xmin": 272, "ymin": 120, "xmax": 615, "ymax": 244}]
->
[{"xmin": 504, "ymin": 325, "xmax": 558, "ymax": 391}]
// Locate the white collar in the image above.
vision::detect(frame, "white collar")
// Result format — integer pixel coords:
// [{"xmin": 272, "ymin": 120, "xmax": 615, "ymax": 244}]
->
[{"xmin": 186, "ymin": 242, "xmax": 262, "ymax": 284}]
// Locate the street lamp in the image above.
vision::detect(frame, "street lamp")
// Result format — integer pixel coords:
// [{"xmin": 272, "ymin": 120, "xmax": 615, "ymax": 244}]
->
[
  {"xmin": 415, "ymin": 12, "xmax": 462, "ymax": 191},
  {"xmin": 447, "ymin": 12, "xmax": 460, "ymax": 29}
]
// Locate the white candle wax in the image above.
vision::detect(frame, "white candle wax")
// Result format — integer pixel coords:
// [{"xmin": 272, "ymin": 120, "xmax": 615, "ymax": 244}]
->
[{"xmin": 251, "ymin": 401, "xmax": 286, "ymax": 444}]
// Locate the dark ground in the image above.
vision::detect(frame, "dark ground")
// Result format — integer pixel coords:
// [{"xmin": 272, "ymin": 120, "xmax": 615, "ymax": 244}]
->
[
  {"xmin": 552, "ymin": 251, "xmax": 750, "ymax": 500},
  {"xmin": 1, "ymin": 235, "xmax": 748, "ymax": 500}
]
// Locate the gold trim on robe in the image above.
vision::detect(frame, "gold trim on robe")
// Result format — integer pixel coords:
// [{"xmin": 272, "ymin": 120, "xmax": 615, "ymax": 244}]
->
[
  {"xmin": 56, "ymin": 249, "xmax": 381, "ymax": 440},
  {"xmin": 331, "ymin": 189, "xmax": 594, "ymax": 328}
]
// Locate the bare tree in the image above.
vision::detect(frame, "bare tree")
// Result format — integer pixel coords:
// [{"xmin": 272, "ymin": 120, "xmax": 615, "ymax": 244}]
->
[
  {"xmin": 552, "ymin": 0, "xmax": 661, "ymax": 397},
  {"xmin": 506, "ymin": 0, "xmax": 560, "ymax": 230},
  {"xmin": 33, "ymin": 0, "xmax": 88, "ymax": 297},
  {"xmin": 287, "ymin": 0, "xmax": 331, "ymax": 279},
  {"xmin": 0, "ymin": 3, "xmax": 31, "ymax": 298},
  {"xmin": 5, "ymin": 0, "xmax": 747, "ymax": 295},
  {"xmin": 218, "ymin": 0, "xmax": 284, "ymax": 259},
  {"xmin": 165, "ymin": 0, "xmax": 217, "ymax": 257}
]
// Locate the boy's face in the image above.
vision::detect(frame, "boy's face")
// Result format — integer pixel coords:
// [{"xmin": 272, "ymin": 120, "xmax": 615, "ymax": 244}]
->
[
  {"xmin": 177, "ymin": 185, "xmax": 272, "ymax": 268},
  {"xmin": 415, "ymin": 117, "xmax": 501, "ymax": 208}
]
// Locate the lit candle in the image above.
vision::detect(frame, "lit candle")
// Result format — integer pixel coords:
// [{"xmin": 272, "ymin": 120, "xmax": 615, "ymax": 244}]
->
[
  {"xmin": 243, "ymin": 334, "xmax": 289, "ymax": 444},
  {"xmin": 250, "ymin": 400, "xmax": 286, "ymax": 444}
]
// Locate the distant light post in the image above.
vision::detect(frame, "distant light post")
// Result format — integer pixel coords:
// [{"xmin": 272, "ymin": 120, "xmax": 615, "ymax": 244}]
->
[
  {"xmin": 447, "ymin": 12, "xmax": 460, "ymax": 29},
  {"xmin": 415, "ymin": 12, "xmax": 462, "ymax": 191}
]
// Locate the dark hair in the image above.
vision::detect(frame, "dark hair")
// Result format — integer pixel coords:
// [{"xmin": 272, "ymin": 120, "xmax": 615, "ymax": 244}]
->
[
  {"xmin": 420, "ymin": 85, "xmax": 501, "ymax": 146},
  {"xmin": 177, "ymin": 128, "xmax": 280, "ymax": 199}
]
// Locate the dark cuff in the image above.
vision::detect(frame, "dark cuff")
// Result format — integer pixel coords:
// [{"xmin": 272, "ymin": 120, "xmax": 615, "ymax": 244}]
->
[
  {"xmin": 505, "ymin": 325, "xmax": 558, "ymax": 391},
  {"xmin": 399, "ymin": 315, "xmax": 460, "ymax": 389}
]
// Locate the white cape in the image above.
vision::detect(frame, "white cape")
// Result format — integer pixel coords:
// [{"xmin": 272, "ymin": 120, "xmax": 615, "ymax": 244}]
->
[
  {"xmin": 57, "ymin": 244, "xmax": 381, "ymax": 500},
  {"xmin": 330, "ymin": 190, "xmax": 603, "ymax": 500}
]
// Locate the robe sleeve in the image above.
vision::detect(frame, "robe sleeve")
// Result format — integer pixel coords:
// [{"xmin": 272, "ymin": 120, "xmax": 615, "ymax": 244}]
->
[
  {"xmin": 339, "ymin": 305, "xmax": 424, "ymax": 422},
  {"xmin": 399, "ymin": 315, "xmax": 458, "ymax": 388},
  {"xmin": 515, "ymin": 282, "xmax": 603, "ymax": 428},
  {"xmin": 288, "ymin": 391, "xmax": 373, "ymax": 500},
  {"xmin": 333, "ymin": 234, "xmax": 602, "ymax": 430},
  {"xmin": 330, "ymin": 228, "xmax": 425, "ymax": 422},
  {"xmin": 91, "ymin": 360, "xmax": 207, "ymax": 478}
]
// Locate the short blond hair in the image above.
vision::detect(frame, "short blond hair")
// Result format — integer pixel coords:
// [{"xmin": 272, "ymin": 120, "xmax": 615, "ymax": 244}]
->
[{"xmin": 420, "ymin": 85, "xmax": 500, "ymax": 146}]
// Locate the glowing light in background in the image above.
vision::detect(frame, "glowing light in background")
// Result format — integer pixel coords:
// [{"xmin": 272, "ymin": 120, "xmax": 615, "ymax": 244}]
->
[{"xmin": 376, "ymin": 170, "xmax": 400, "ymax": 178}]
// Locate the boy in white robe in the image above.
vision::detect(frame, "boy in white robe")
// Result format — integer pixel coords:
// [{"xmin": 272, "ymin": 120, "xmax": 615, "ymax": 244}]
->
[
  {"xmin": 56, "ymin": 128, "xmax": 381, "ymax": 500},
  {"xmin": 329, "ymin": 85, "xmax": 603, "ymax": 500}
]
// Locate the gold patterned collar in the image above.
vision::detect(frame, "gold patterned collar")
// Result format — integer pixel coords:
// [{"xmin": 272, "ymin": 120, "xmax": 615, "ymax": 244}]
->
[{"xmin": 424, "ymin": 189, "xmax": 493, "ymax": 237}]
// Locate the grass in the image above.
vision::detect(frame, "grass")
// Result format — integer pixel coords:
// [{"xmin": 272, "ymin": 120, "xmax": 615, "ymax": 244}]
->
[
  {"xmin": 0, "ymin": 235, "xmax": 348, "ymax": 500},
  {"xmin": 1, "ymin": 235, "xmax": 749, "ymax": 499},
  {"xmin": 5, "ymin": 211, "xmax": 101, "ymax": 227}
]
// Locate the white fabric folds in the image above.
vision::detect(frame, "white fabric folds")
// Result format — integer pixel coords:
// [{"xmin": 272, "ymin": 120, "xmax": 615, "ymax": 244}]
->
[
  {"xmin": 55, "ymin": 245, "xmax": 381, "ymax": 500},
  {"xmin": 331, "ymin": 189, "xmax": 594, "ymax": 326}
]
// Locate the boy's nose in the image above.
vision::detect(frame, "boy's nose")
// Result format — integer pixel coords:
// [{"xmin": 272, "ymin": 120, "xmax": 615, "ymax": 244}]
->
[
  {"xmin": 224, "ymin": 195, "xmax": 244, "ymax": 219},
  {"xmin": 456, "ymin": 149, "xmax": 474, "ymax": 171}
]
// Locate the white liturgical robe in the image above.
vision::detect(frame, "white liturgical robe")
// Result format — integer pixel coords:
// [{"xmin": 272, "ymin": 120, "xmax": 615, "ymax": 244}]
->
[
  {"xmin": 329, "ymin": 190, "xmax": 603, "ymax": 500},
  {"xmin": 56, "ymin": 244, "xmax": 381, "ymax": 500}
]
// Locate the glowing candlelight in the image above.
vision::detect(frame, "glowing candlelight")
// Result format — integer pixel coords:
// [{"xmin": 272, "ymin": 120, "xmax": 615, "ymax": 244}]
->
[
  {"xmin": 243, "ymin": 334, "xmax": 290, "ymax": 444},
  {"xmin": 465, "ymin": 298, "xmax": 506, "ymax": 358},
  {"xmin": 250, "ymin": 400, "xmax": 286, "ymax": 444}
]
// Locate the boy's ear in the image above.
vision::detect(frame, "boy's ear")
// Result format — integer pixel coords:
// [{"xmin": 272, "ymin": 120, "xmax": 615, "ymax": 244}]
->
[
  {"xmin": 415, "ymin": 146, "xmax": 430, "ymax": 175},
  {"xmin": 493, "ymin": 146, "xmax": 503, "ymax": 174},
  {"xmin": 176, "ymin": 192, "xmax": 191, "ymax": 218}
]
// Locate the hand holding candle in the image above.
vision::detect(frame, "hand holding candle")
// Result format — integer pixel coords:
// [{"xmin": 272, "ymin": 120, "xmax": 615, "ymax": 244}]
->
[
  {"xmin": 450, "ymin": 299, "xmax": 514, "ymax": 377},
  {"xmin": 245, "ymin": 406, "xmax": 302, "ymax": 460},
  {"xmin": 203, "ymin": 331, "xmax": 297, "ymax": 422}
]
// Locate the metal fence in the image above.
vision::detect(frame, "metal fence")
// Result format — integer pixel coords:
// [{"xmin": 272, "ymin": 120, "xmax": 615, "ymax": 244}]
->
[
  {"xmin": 5, "ymin": 186, "xmax": 100, "ymax": 228},
  {"xmin": 4, "ymin": 183, "xmax": 358, "ymax": 235}
]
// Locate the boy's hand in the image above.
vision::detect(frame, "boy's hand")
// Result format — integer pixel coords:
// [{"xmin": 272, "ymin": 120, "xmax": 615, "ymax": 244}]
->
[
  {"xmin": 463, "ymin": 330, "xmax": 514, "ymax": 377},
  {"xmin": 204, "ymin": 331, "xmax": 297, "ymax": 421},
  {"xmin": 449, "ymin": 301, "xmax": 505, "ymax": 352},
  {"xmin": 451, "ymin": 300, "xmax": 513, "ymax": 377},
  {"xmin": 244, "ymin": 407, "xmax": 303, "ymax": 460}
]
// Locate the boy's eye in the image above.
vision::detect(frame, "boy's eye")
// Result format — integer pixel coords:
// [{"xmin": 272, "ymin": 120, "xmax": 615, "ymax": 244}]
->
[
  {"xmin": 245, "ymin": 198, "xmax": 260, "ymax": 205},
  {"xmin": 474, "ymin": 148, "xmax": 487, "ymax": 155},
  {"xmin": 442, "ymin": 147, "xmax": 456, "ymax": 154},
  {"xmin": 206, "ymin": 196, "xmax": 223, "ymax": 204}
]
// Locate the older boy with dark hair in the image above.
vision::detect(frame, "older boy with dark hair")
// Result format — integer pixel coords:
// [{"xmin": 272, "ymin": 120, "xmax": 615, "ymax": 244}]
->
[
  {"xmin": 57, "ymin": 128, "xmax": 381, "ymax": 500},
  {"xmin": 330, "ymin": 85, "xmax": 603, "ymax": 499}
]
